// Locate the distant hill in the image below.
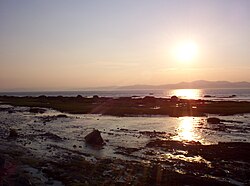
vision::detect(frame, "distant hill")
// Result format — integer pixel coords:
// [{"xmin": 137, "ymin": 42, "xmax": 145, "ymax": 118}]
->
[{"xmin": 117, "ymin": 80, "xmax": 250, "ymax": 89}]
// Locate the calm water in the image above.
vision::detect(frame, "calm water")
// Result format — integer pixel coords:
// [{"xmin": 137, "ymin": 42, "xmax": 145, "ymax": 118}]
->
[
  {"xmin": 1, "ymin": 88, "xmax": 250, "ymax": 101},
  {"xmin": 0, "ymin": 105, "xmax": 249, "ymax": 158}
]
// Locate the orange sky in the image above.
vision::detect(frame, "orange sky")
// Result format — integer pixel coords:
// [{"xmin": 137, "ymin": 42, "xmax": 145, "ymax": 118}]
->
[{"xmin": 0, "ymin": 0, "xmax": 250, "ymax": 91}]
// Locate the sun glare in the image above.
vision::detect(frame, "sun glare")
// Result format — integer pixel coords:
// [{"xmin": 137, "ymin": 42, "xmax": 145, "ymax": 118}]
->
[
  {"xmin": 170, "ymin": 89, "xmax": 201, "ymax": 99},
  {"xmin": 174, "ymin": 41, "xmax": 198, "ymax": 63}
]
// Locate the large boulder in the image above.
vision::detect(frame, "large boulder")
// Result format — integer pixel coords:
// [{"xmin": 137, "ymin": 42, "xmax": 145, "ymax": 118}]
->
[{"xmin": 85, "ymin": 129, "xmax": 104, "ymax": 146}]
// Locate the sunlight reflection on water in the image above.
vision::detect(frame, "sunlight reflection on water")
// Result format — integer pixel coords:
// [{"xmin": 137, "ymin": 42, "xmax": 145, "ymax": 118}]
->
[
  {"xmin": 162, "ymin": 153, "xmax": 211, "ymax": 166},
  {"xmin": 173, "ymin": 117, "xmax": 203, "ymax": 142},
  {"xmin": 169, "ymin": 89, "xmax": 202, "ymax": 99}
]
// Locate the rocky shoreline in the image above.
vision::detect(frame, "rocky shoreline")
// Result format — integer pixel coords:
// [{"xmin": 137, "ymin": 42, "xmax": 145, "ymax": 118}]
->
[
  {"xmin": 0, "ymin": 98, "xmax": 250, "ymax": 185},
  {"xmin": 1, "ymin": 95, "xmax": 250, "ymax": 116},
  {"xmin": 1, "ymin": 134, "xmax": 249, "ymax": 185}
]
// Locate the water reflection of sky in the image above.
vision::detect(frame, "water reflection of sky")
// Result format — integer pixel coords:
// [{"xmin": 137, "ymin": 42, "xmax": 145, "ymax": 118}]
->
[
  {"xmin": 169, "ymin": 89, "xmax": 202, "ymax": 99},
  {"xmin": 173, "ymin": 117, "xmax": 203, "ymax": 142}
]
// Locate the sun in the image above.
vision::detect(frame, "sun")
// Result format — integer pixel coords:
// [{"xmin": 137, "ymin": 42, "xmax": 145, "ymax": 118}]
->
[{"xmin": 174, "ymin": 41, "xmax": 198, "ymax": 63}]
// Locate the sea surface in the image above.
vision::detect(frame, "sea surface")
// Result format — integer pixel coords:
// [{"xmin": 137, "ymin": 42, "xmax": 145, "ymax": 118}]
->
[{"xmin": 1, "ymin": 88, "xmax": 250, "ymax": 101}]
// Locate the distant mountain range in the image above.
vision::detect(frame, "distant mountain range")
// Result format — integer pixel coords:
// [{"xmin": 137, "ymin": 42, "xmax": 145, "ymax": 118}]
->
[{"xmin": 115, "ymin": 80, "xmax": 250, "ymax": 90}]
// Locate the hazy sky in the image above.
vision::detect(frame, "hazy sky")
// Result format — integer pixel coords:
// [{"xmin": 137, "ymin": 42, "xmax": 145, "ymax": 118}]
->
[{"xmin": 0, "ymin": 0, "xmax": 250, "ymax": 91}]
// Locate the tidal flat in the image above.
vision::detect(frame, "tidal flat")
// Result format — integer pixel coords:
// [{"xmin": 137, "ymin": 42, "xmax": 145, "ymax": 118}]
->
[
  {"xmin": 1, "ymin": 95, "xmax": 250, "ymax": 116},
  {"xmin": 0, "ymin": 96, "xmax": 250, "ymax": 185}
]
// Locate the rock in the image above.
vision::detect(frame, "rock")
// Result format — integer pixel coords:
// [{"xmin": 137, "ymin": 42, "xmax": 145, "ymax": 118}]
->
[
  {"xmin": 8, "ymin": 128, "xmax": 18, "ymax": 138},
  {"xmin": 204, "ymin": 95, "xmax": 212, "ymax": 98},
  {"xmin": 170, "ymin": 96, "xmax": 179, "ymax": 102},
  {"xmin": 93, "ymin": 95, "xmax": 99, "ymax": 99},
  {"xmin": 76, "ymin": 95, "xmax": 83, "ymax": 99},
  {"xmin": 56, "ymin": 114, "xmax": 68, "ymax": 118},
  {"xmin": 41, "ymin": 132, "xmax": 62, "ymax": 141},
  {"xmin": 8, "ymin": 110, "xmax": 14, "ymax": 114},
  {"xmin": 207, "ymin": 117, "xmax": 221, "ymax": 124},
  {"xmin": 84, "ymin": 129, "xmax": 104, "ymax": 146},
  {"xmin": 29, "ymin": 108, "xmax": 46, "ymax": 114}
]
